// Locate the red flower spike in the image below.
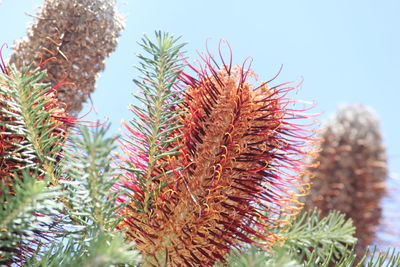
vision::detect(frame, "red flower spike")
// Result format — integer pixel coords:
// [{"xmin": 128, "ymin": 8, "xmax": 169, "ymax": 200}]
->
[{"xmin": 119, "ymin": 43, "xmax": 316, "ymax": 266}]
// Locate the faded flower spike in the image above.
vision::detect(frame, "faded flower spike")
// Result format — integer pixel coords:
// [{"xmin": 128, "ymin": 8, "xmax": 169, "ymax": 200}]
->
[
  {"xmin": 10, "ymin": 0, "xmax": 124, "ymax": 114},
  {"xmin": 305, "ymin": 104, "xmax": 387, "ymax": 253},
  {"xmin": 119, "ymin": 36, "xmax": 316, "ymax": 266}
]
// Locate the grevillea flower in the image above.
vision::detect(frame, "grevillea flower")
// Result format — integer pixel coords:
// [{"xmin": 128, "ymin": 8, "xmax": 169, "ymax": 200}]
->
[
  {"xmin": 305, "ymin": 104, "xmax": 387, "ymax": 253},
  {"xmin": 119, "ymin": 42, "xmax": 315, "ymax": 266}
]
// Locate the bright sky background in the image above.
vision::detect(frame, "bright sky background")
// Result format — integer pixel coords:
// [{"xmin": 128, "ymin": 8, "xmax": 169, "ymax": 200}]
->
[{"xmin": 1, "ymin": 0, "xmax": 399, "ymax": 246}]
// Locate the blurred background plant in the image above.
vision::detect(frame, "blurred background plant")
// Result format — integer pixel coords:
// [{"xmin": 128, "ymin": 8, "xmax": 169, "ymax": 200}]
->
[
  {"xmin": 304, "ymin": 104, "xmax": 388, "ymax": 255},
  {"xmin": 9, "ymin": 0, "xmax": 124, "ymax": 115}
]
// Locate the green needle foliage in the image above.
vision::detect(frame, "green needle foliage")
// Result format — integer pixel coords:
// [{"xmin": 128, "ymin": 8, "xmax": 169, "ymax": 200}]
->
[
  {"xmin": 220, "ymin": 246, "xmax": 299, "ymax": 267},
  {"xmin": 218, "ymin": 209, "xmax": 400, "ymax": 267},
  {"xmin": 363, "ymin": 248, "xmax": 400, "ymax": 267},
  {"xmin": 122, "ymin": 31, "xmax": 186, "ymax": 213},
  {"xmin": 27, "ymin": 231, "xmax": 140, "ymax": 267},
  {"xmin": 317, "ymin": 247, "xmax": 400, "ymax": 267},
  {"xmin": 0, "ymin": 173, "xmax": 63, "ymax": 264},
  {"xmin": 0, "ymin": 64, "xmax": 70, "ymax": 183},
  {"xmin": 218, "ymin": 209, "xmax": 356, "ymax": 267},
  {"xmin": 282, "ymin": 209, "xmax": 357, "ymax": 263},
  {"xmin": 0, "ymin": 63, "xmax": 70, "ymax": 264},
  {"xmin": 61, "ymin": 126, "xmax": 123, "ymax": 234},
  {"xmin": 37, "ymin": 126, "xmax": 141, "ymax": 265}
]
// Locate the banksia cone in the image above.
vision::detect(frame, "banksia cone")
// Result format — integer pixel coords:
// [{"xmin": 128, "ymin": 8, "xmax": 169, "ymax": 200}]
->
[
  {"xmin": 118, "ymin": 35, "xmax": 315, "ymax": 266},
  {"xmin": 9, "ymin": 0, "xmax": 124, "ymax": 114},
  {"xmin": 306, "ymin": 104, "xmax": 387, "ymax": 252}
]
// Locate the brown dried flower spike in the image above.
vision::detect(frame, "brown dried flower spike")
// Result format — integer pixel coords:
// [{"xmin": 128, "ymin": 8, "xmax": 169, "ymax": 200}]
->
[
  {"xmin": 306, "ymin": 104, "xmax": 387, "ymax": 252},
  {"xmin": 10, "ymin": 0, "xmax": 124, "ymax": 114},
  {"xmin": 120, "ymin": 42, "xmax": 316, "ymax": 266}
]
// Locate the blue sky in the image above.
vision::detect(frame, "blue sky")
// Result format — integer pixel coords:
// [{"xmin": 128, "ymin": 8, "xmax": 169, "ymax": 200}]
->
[{"xmin": 1, "ymin": 0, "xmax": 399, "ymax": 175}]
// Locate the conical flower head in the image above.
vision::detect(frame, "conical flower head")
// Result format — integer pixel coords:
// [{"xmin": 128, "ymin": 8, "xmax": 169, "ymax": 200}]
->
[
  {"xmin": 119, "ymin": 42, "xmax": 315, "ymax": 266},
  {"xmin": 306, "ymin": 104, "xmax": 387, "ymax": 252},
  {"xmin": 9, "ymin": 0, "xmax": 124, "ymax": 114}
]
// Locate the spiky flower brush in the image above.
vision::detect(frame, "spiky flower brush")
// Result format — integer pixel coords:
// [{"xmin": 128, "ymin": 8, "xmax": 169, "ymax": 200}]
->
[{"xmin": 118, "ymin": 34, "xmax": 316, "ymax": 266}]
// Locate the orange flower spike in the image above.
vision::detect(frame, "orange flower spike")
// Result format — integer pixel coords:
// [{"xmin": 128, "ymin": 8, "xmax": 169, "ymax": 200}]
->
[
  {"xmin": 119, "ymin": 38, "xmax": 316, "ymax": 266},
  {"xmin": 167, "ymin": 42, "xmax": 316, "ymax": 265}
]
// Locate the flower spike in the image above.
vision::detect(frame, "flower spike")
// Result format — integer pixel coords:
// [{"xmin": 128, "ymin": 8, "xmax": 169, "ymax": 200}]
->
[
  {"xmin": 305, "ymin": 104, "xmax": 387, "ymax": 254},
  {"xmin": 9, "ymin": 0, "xmax": 124, "ymax": 114},
  {"xmin": 119, "ymin": 39, "xmax": 316, "ymax": 266}
]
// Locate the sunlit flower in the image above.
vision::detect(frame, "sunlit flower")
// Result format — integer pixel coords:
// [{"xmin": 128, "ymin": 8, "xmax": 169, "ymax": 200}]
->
[{"xmin": 119, "ymin": 43, "xmax": 316, "ymax": 266}]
